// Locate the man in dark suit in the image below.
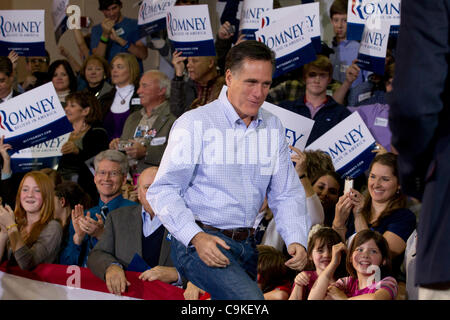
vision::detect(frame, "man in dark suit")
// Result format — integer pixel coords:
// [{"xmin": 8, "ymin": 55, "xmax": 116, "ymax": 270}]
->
[
  {"xmin": 0, "ymin": 57, "xmax": 20, "ymax": 104},
  {"xmin": 88, "ymin": 167, "xmax": 181, "ymax": 296},
  {"xmin": 388, "ymin": 0, "xmax": 450, "ymax": 299}
]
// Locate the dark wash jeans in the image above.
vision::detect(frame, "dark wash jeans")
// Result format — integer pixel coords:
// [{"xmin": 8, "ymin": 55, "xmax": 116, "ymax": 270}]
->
[{"xmin": 170, "ymin": 229, "xmax": 264, "ymax": 300}]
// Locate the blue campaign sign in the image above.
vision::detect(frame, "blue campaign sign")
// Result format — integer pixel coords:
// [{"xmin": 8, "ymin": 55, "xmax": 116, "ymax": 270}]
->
[
  {"xmin": 1, "ymin": 82, "xmax": 73, "ymax": 153},
  {"xmin": 0, "ymin": 10, "xmax": 45, "ymax": 56},
  {"xmin": 166, "ymin": 4, "xmax": 215, "ymax": 56}
]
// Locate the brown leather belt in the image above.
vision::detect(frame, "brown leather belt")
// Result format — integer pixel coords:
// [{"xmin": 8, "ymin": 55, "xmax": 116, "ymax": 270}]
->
[{"xmin": 196, "ymin": 221, "xmax": 254, "ymax": 241}]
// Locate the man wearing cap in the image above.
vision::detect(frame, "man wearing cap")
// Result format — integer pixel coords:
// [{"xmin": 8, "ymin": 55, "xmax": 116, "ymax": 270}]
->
[{"xmin": 91, "ymin": 0, "xmax": 148, "ymax": 72}]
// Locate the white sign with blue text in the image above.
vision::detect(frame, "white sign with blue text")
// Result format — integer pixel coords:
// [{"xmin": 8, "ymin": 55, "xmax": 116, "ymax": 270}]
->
[
  {"xmin": 261, "ymin": 101, "xmax": 314, "ymax": 152},
  {"xmin": 0, "ymin": 82, "xmax": 73, "ymax": 152},
  {"xmin": 0, "ymin": 10, "xmax": 45, "ymax": 56},
  {"xmin": 260, "ymin": 2, "xmax": 321, "ymax": 54},
  {"xmin": 255, "ymin": 9, "xmax": 316, "ymax": 78},
  {"xmin": 239, "ymin": 0, "xmax": 272, "ymax": 40},
  {"xmin": 138, "ymin": 0, "xmax": 176, "ymax": 38},
  {"xmin": 347, "ymin": 0, "xmax": 400, "ymax": 41},
  {"xmin": 11, "ymin": 133, "xmax": 70, "ymax": 172},
  {"xmin": 52, "ymin": 0, "xmax": 69, "ymax": 44},
  {"xmin": 357, "ymin": 17, "xmax": 390, "ymax": 75},
  {"xmin": 166, "ymin": 4, "xmax": 215, "ymax": 56},
  {"xmin": 306, "ymin": 112, "xmax": 376, "ymax": 178}
]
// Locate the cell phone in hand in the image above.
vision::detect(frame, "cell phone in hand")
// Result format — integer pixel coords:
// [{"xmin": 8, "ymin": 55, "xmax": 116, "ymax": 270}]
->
[{"xmin": 344, "ymin": 177, "xmax": 354, "ymax": 195}]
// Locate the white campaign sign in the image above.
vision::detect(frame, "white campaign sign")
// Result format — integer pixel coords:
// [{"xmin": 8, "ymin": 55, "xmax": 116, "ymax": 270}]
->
[
  {"xmin": 262, "ymin": 102, "xmax": 314, "ymax": 151},
  {"xmin": 239, "ymin": 0, "xmax": 272, "ymax": 39},
  {"xmin": 52, "ymin": 0, "xmax": 68, "ymax": 43},
  {"xmin": 306, "ymin": 112, "xmax": 376, "ymax": 178},
  {"xmin": 0, "ymin": 82, "xmax": 73, "ymax": 152},
  {"xmin": 0, "ymin": 10, "xmax": 45, "ymax": 56},
  {"xmin": 138, "ymin": 0, "xmax": 176, "ymax": 36},
  {"xmin": 166, "ymin": 4, "xmax": 215, "ymax": 56}
]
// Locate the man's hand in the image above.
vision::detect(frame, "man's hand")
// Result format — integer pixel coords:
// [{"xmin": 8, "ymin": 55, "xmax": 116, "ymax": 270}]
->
[
  {"xmin": 124, "ymin": 140, "xmax": 147, "ymax": 160},
  {"xmin": 138, "ymin": 266, "xmax": 178, "ymax": 284},
  {"xmin": 105, "ymin": 264, "xmax": 130, "ymax": 295},
  {"xmin": 285, "ymin": 243, "xmax": 307, "ymax": 271},
  {"xmin": 218, "ymin": 21, "xmax": 234, "ymax": 40},
  {"xmin": 191, "ymin": 232, "xmax": 231, "ymax": 268},
  {"xmin": 101, "ymin": 18, "xmax": 115, "ymax": 37}
]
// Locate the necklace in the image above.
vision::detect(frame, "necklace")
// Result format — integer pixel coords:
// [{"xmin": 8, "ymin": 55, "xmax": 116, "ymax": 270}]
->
[{"xmin": 117, "ymin": 88, "xmax": 133, "ymax": 105}]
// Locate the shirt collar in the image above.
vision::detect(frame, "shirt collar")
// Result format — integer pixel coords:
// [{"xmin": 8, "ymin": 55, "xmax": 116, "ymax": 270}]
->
[
  {"xmin": 1, "ymin": 89, "xmax": 13, "ymax": 102},
  {"xmin": 140, "ymin": 100, "xmax": 168, "ymax": 119},
  {"xmin": 218, "ymin": 86, "xmax": 264, "ymax": 129}
]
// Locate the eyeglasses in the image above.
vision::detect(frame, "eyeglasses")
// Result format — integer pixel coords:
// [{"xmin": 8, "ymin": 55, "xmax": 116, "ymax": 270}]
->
[
  {"xmin": 96, "ymin": 170, "xmax": 122, "ymax": 178},
  {"xmin": 307, "ymin": 72, "xmax": 329, "ymax": 80}
]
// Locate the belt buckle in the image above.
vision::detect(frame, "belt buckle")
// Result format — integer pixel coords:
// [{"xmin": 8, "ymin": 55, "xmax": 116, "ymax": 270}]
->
[{"xmin": 232, "ymin": 228, "xmax": 248, "ymax": 240}]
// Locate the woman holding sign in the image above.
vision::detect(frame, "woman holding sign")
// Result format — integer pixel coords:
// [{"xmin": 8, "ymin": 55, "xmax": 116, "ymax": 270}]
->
[{"xmin": 0, "ymin": 171, "xmax": 63, "ymax": 270}]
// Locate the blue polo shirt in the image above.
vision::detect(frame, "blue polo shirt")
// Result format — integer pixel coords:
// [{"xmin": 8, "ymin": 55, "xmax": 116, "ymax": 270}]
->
[{"xmin": 91, "ymin": 17, "xmax": 143, "ymax": 73}]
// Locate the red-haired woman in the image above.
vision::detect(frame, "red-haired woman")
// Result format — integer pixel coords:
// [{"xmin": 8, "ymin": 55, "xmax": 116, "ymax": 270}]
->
[{"xmin": 0, "ymin": 171, "xmax": 63, "ymax": 270}]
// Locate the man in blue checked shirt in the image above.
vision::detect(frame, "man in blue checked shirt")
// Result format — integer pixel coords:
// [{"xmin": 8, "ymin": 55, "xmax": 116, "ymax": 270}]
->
[{"xmin": 147, "ymin": 41, "xmax": 311, "ymax": 300}]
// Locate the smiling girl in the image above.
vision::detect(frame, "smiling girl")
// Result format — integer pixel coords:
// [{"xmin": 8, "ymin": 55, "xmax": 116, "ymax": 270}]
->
[
  {"xmin": 309, "ymin": 230, "xmax": 397, "ymax": 300},
  {"xmin": 0, "ymin": 171, "xmax": 63, "ymax": 270}
]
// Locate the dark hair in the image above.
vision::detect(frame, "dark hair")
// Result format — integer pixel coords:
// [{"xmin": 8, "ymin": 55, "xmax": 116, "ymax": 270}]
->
[
  {"xmin": 312, "ymin": 170, "xmax": 342, "ymax": 190},
  {"xmin": 55, "ymin": 181, "xmax": 91, "ymax": 210},
  {"xmin": 257, "ymin": 245, "xmax": 295, "ymax": 293},
  {"xmin": 347, "ymin": 230, "xmax": 392, "ymax": 279},
  {"xmin": 98, "ymin": 0, "xmax": 122, "ymax": 10},
  {"xmin": 330, "ymin": 0, "xmax": 348, "ymax": 18},
  {"xmin": 224, "ymin": 40, "xmax": 275, "ymax": 74},
  {"xmin": 304, "ymin": 150, "xmax": 335, "ymax": 184},
  {"xmin": 25, "ymin": 50, "xmax": 50, "ymax": 65},
  {"xmin": 65, "ymin": 91, "xmax": 103, "ymax": 125},
  {"xmin": 305, "ymin": 227, "xmax": 347, "ymax": 279},
  {"xmin": 360, "ymin": 152, "xmax": 406, "ymax": 227},
  {"xmin": 48, "ymin": 59, "xmax": 77, "ymax": 93},
  {"xmin": 0, "ymin": 56, "xmax": 13, "ymax": 77}
]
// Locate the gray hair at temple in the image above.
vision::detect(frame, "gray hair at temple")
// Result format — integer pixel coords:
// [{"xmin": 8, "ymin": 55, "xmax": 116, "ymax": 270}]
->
[
  {"xmin": 94, "ymin": 150, "xmax": 129, "ymax": 175},
  {"xmin": 143, "ymin": 70, "xmax": 171, "ymax": 99}
]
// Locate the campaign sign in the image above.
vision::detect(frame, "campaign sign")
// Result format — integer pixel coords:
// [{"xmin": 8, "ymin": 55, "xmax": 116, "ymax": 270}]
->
[
  {"xmin": 255, "ymin": 10, "xmax": 316, "ymax": 78},
  {"xmin": 306, "ymin": 112, "xmax": 377, "ymax": 178},
  {"xmin": 166, "ymin": 4, "xmax": 215, "ymax": 56},
  {"xmin": 239, "ymin": 0, "xmax": 272, "ymax": 40},
  {"xmin": 347, "ymin": 0, "xmax": 400, "ymax": 41},
  {"xmin": 357, "ymin": 17, "xmax": 390, "ymax": 75},
  {"xmin": 261, "ymin": 102, "xmax": 314, "ymax": 152},
  {"xmin": 138, "ymin": 0, "xmax": 176, "ymax": 38},
  {"xmin": 52, "ymin": 0, "xmax": 68, "ymax": 44},
  {"xmin": 260, "ymin": 2, "xmax": 321, "ymax": 54},
  {"xmin": 0, "ymin": 82, "xmax": 73, "ymax": 152},
  {"xmin": 0, "ymin": 10, "xmax": 45, "ymax": 56},
  {"xmin": 10, "ymin": 133, "xmax": 70, "ymax": 172}
]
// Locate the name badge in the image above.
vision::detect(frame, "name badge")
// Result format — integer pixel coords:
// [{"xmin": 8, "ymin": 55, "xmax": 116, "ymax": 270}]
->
[
  {"xmin": 151, "ymin": 137, "xmax": 166, "ymax": 146},
  {"xmin": 115, "ymin": 27, "xmax": 125, "ymax": 36},
  {"xmin": 374, "ymin": 117, "xmax": 388, "ymax": 127},
  {"xmin": 131, "ymin": 98, "xmax": 141, "ymax": 105},
  {"xmin": 358, "ymin": 92, "xmax": 372, "ymax": 103},
  {"xmin": 340, "ymin": 64, "xmax": 349, "ymax": 74}
]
